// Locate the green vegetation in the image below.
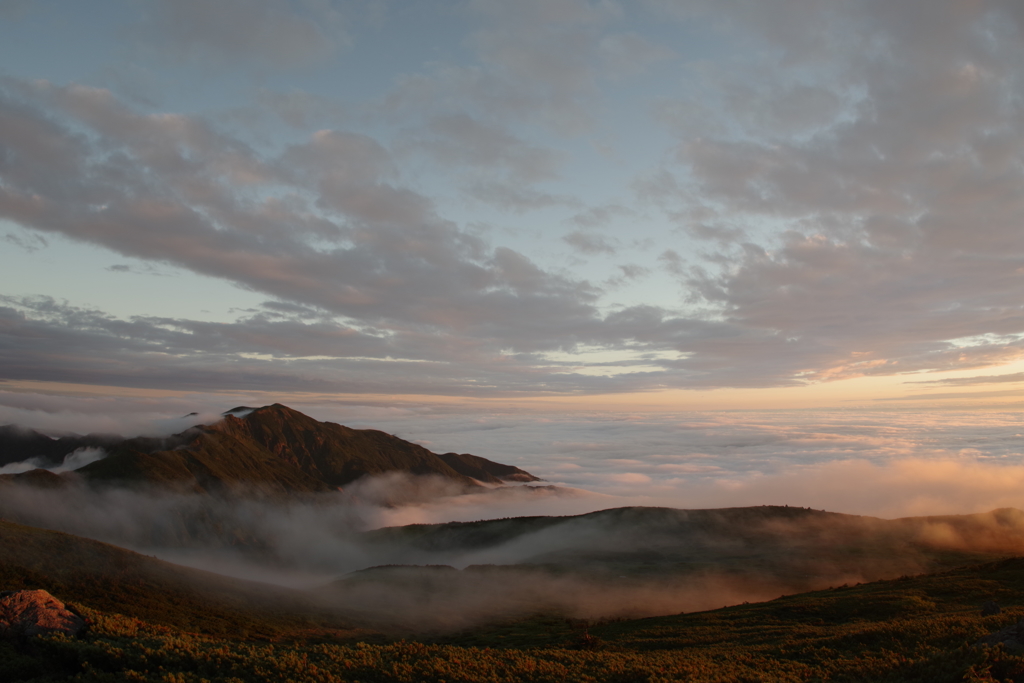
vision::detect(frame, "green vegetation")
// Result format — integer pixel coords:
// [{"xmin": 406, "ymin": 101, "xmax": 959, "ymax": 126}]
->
[
  {"xmin": 10, "ymin": 507, "xmax": 1024, "ymax": 680},
  {"xmin": 7, "ymin": 542, "xmax": 1024, "ymax": 681}
]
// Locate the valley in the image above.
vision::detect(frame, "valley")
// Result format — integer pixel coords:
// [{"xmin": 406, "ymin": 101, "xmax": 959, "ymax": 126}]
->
[{"xmin": 3, "ymin": 405, "xmax": 1024, "ymax": 681}]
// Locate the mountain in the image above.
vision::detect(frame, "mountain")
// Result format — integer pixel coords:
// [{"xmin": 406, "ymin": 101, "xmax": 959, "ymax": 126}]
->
[
  {"xmin": 26, "ymin": 403, "xmax": 539, "ymax": 493},
  {"xmin": 435, "ymin": 450, "xmax": 538, "ymax": 483},
  {"xmin": 359, "ymin": 505, "xmax": 1024, "ymax": 587},
  {"xmin": 0, "ymin": 425, "xmax": 122, "ymax": 468}
]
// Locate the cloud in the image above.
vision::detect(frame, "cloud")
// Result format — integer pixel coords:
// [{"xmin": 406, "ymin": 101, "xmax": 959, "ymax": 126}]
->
[
  {"xmin": 604, "ymin": 263, "xmax": 650, "ymax": 287},
  {"xmin": 137, "ymin": 0, "xmax": 345, "ymax": 69},
  {"xmin": 0, "ymin": 390, "xmax": 266, "ymax": 437},
  {"xmin": 2, "ymin": 295, "xmax": 708, "ymax": 396},
  {"xmin": 466, "ymin": 181, "xmax": 578, "ymax": 213},
  {"xmin": 567, "ymin": 205, "xmax": 631, "ymax": 229},
  {"xmin": 0, "ymin": 0, "xmax": 28, "ymax": 19},
  {"xmin": 904, "ymin": 372, "xmax": 1024, "ymax": 387},
  {"xmin": 406, "ymin": 113, "xmax": 563, "ymax": 183},
  {"xmin": 5, "ymin": 393, "xmax": 1024, "ymax": 522},
  {"xmin": 3, "ymin": 230, "xmax": 47, "ymax": 252},
  {"xmin": 876, "ymin": 388, "xmax": 1024, "ymax": 403},
  {"xmin": 0, "ymin": 447, "xmax": 107, "ymax": 475},
  {"xmin": 396, "ymin": 113, "xmax": 572, "ymax": 213},
  {"xmin": 6, "ymin": 2, "xmax": 1024, "ymax": 395},
  {"xmin": 637, "ymin": 1, "xmax": 1024, "ymax": 385},
  {"xmin": 563, "ymin": 231, "xmax": 616, "ymax": 255},
  {"xmin": 380, "ymin": 0, "xmax": 673, "ymax": 136},
  {"xmin": 320, "ymin": 407, "xmax": 1024, "ymax": 515},
  {"xmin": 599, "ymin": 31, "xmax": 676, "ymax": 79},
  {"xmin": 2, "ymin": 81, "xmax": 665, "ymax": 394}
]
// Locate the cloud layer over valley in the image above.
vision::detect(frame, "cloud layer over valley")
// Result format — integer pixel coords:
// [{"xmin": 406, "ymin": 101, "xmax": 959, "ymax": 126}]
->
[
  {"xmin": 2, "ymin": 396, "xmax": 1024, "ymax": 628},
  {"xmin": 4, "ymin": 390, "xmax": 1024, "ymax": 521},
  {"xmin": 4, "ymin": 472, "xmax": 1024, "ymax": 629}
]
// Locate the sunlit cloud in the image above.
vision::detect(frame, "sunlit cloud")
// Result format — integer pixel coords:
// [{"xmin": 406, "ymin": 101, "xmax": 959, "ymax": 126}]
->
[{"xmin": 3, "ymin": 2, "xmax": 1024, "ymax": 400}]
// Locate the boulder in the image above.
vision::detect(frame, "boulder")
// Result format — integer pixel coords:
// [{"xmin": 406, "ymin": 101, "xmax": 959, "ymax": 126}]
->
[
  {"xmin": 982, "ymin": 600, "xmax": 1001, "ymax": 616},
  {"xmin": 0, "ymin": 589, "xmax": 86, "ymax": 638},
  {"xmin": 976, "ymin": 617, "xmax": 1024, "ymax": 652}
]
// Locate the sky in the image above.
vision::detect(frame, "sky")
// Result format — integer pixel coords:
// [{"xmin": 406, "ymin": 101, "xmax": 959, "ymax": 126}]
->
[{"xmin": 3, "ymin": 1, "xmax": 1024, "ymax": 515}]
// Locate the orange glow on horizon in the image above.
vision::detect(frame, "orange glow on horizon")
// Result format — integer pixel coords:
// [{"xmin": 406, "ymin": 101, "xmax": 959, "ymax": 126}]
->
[{"xmin": 5, "ymin": 363, "xmax": 1024, "ymax": 415}]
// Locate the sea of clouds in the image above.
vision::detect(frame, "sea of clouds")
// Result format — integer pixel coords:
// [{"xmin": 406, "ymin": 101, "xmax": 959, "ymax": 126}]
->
[
  {"xmin": 2, "ymin": 388, "xmax": 1023, "ymax": 523},
  {"xmin": 370, "ymin": 407, "xmax": 1024, "ymax": 521},
  {"xmin": 3, "ymin": 388, "xmax": 1024, "ymax": 623}
]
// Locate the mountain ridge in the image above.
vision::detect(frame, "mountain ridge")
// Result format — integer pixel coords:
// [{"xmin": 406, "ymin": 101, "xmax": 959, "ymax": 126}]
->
[
  {"xmin": 357, "ymin": 504, "xmax": 1024, "ymax": 586},
  {"xmin": 0, "ymin": 404, "xmax": 539, "ymax": 493},
  {"xmin": 0, "ymin": 425, "xmax": 122, "ymax": 468}
]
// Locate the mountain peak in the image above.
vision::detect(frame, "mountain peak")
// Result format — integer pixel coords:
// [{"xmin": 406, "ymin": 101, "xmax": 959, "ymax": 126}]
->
[{"xmin": 73, "ymin": 404, "xmax": 538, "ymax": 493}]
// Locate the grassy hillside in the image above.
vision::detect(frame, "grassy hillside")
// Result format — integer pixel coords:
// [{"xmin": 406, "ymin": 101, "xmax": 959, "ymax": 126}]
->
[
  {"xmin": 361, "ymin": 505, "xmax": 1024, "ymax": 584},
  {"xmin": 5, "ymin": 548, "xmax": 1024, "ymax": 681},
  {"xmin": 0, "ymin": 426, "xmax": 121, "ymax": 468},
  {"xmin": 0, "ymin": 519, "xmax": 373, "ymax": 642},
  {"xmin": 74, "ymin": 404, "xmax": 537, "ymax": 493},
  {"xmin": 6, "ymin": 507, "xmax": 1024, "ymax": 680}
]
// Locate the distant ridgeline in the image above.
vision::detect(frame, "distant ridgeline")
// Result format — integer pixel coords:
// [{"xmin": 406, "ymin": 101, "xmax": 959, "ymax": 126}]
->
[{"xmin": 0, "ymin": 404, "xmax": 538, "ymax": 493}]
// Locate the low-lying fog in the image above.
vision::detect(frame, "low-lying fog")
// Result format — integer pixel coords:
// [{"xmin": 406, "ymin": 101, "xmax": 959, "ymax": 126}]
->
[
  {"xmin": 4, "ymin": 389, "xmax": 1024, "ymax": 519},
  {"xmin": 4, "ymin": 390, "xmax": 1024, "ymax": 629},
  {"xmin": 4, "ymin": 475, "xmax": 1024, "ymax": 630}
]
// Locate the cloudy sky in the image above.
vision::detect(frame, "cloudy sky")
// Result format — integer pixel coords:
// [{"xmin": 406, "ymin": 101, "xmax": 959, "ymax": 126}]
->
[{"xmin": 4, "ymin": 0, "xmax": 1024, "ymax": 416}]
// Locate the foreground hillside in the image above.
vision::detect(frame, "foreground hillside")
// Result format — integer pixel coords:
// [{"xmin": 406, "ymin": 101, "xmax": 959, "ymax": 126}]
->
[
  {"xmin": 5, "ymin": 547, "xmax": 1024, "ymax": 681},
  {"xmin": 342, "ymin": 506, "xmax": 1024, "ymax": 626},
  {"xmin": 0, "ymin": 519, "xmax": 373, "ymax": 641},
  {"xmin": 4, "ymin": 497, "xmax": 1024, "ymax": 630},
  {"xmin": 7, "ymin": 503, "xmax": 1024, "ymax": 679}
]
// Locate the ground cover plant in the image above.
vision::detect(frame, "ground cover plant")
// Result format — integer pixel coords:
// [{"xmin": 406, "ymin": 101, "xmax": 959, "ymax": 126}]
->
[
  {"xmin": 0, "ymin": 519, "xmax": 373, "ymax": 642},
  {"xmin": 6, "ymin": 557, "xmax": 1024, "ymax": 682}
]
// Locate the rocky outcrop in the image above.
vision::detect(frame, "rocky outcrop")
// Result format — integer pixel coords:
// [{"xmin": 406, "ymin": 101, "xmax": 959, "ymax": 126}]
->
[
  {"xmin": 0, "ymin": 589, "xmax": 86, "ymax": 638},
  {"xmin": 976, "ymin": 617, "xmax": 1024, "ymax": 652}
]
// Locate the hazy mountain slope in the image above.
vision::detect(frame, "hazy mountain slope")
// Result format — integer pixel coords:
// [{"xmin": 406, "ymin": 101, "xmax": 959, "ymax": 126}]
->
[
  {"xmin": 0, "ymin": 468, "xmax": 69, "ymax": 488},
  {"xmin": 0, "ymin": 425, "xmax": 121, "ymax": 467},
  {"xmin": 427, "ymin": 557, "xmax": 1024, "ymax": 680},
  {"xmin": 319, "ymin": 507, "xmax": 1024, "ymax": 631},
  {"xmin": 208, "ymin": 404, "xmax": 494, "ymax": 487},
  {"xmin": 6, "ymin": 544, "xmax": 1024, "ymax": 682},
  {"xmin": 70, "ymin": 404, "xmax": 537, "ymax": 493},
  {"xmin": 361, "ymin": 505, "xmax": 1024, "ymax": 583},
  {"xmin": 79, "ymin": 424, "xmax": 329, "ymax": 492},
  {"xmin": 0, "ymin": 519, "xmax": 369, "ymax": 640},
  {"xmin": 435, "ymin": 451, "xmax": 540, "ymax": 483}
]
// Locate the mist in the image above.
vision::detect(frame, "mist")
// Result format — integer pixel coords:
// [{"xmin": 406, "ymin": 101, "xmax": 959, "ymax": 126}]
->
[
  {"xmin": 0, "ymin": 475, "xmax": 597, "ymax": 580},
  {"xmin": 0, "ymin": 390, "xmax": 230, "ymax": 437},
  {"xmin": 325, "ymin": 566, "xmax": 793, "ymax": 631},
  {"xmin": 5, "ymin": 397, "xmax": 1024, "ymax": 630},
  {"xmin": 4, "ymin": 471, "xmax": 1024, "ymax": 630},
  {"xmin": 0, "ymin": 446, "xmax": 107, "ymax": 474}
]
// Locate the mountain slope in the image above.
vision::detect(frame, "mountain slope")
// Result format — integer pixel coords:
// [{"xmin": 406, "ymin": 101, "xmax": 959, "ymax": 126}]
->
[
  {"xmin": 73, "ymin": 404, "xmax": 537, "ymax": 493},
  {"xmin": 0, "ymin": 425, "xmax": 121, "ymax": 468},
  {"xmin": 361, "ymin": 505, "xmax": 1024, "ymax": 584},
  {"xmin": 6, "ymin": 523, "xmax": 1024, "ymax": 682},
  {"xmin": 0, "ymin": 518, "xmax": 369, "ymax": 640}
]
